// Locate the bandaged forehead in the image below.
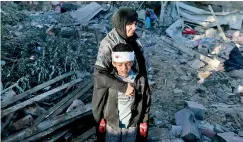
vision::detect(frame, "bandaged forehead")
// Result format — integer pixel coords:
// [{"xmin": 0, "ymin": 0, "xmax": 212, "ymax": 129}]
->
[{"xmin": 112, "ymin": 51, "xmax": 134, "ymax": 62}]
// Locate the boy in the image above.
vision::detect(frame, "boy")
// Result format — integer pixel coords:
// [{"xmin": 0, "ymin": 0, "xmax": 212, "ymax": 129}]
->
[{"xmin": 92, "ymin": 43, "xmax": 151, "ymax": 142}]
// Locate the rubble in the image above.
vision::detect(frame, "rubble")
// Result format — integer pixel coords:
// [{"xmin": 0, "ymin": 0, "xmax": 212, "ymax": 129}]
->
[
  {"xmin": 196, "ymin": 120, "xmax": 216, "ymax": 138},
  {"xmin": 189, "ymin": 59, "xmax": 205, "ymax": 69},
  {"xmin": 70, "ymin": 2, "xmax": 105, "ymax": 23},
  {"xmin": 175, "ymin": 108, "xmax": 200, "ymax": 142},
  {"xmin": 217, "ymin": 132, "xmax": 243, "ymax": 142},
  {"xmin": 171, "ymin": 125, "xmax": 183, "ymax": 138},
  {"xmin": 148, "ymin": 127, "xmax": 164, "ymax": 141},
  {"xmin": 185, "ymin": 101, "xmax": 207, "ymax": 120},
  {"xmin": 1, "ymin": 1, "xmax": 243, "ymax": 142}
]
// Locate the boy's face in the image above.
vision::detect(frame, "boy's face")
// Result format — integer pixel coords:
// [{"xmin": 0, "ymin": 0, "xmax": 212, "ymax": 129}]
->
[{"xmin": 112, "ymin": 61, "xmax": 133, "ymax": 77}]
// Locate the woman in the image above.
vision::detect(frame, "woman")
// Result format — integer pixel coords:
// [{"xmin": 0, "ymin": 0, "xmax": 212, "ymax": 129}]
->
[{"xmin": 92, "ymin": 7, "xmax": 151, "ymax": 142}]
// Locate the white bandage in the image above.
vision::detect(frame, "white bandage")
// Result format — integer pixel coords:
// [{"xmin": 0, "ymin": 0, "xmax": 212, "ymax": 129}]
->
[{"xmin": 112, "ymin": 52, "xmax": 135, "ymax": 62}]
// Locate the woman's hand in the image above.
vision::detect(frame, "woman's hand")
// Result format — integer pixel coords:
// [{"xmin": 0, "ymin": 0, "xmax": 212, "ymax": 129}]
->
[
  {"xmin": 125, "ymin": 83, "xmax": 134, "ymax": 96},
  {"xmin": 139, "ymin": 122, "xmax": 148, "ymax": 137}
]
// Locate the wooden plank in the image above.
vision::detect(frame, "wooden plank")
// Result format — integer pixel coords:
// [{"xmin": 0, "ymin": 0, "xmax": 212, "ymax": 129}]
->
[
  {"xmin": 161, "ymin": 36, "xmax": 221, "ymax": 67},
  {"xmin": 1, "ymin": 71, "xmax": 75, "ymax": 108},
  {"xmin": 194, "ymin": 52, "xmax": 220, "ymax": 68},
  {"xmin": 1, "ymin": 83, "xmax": 18, "ymax": 95},
  {"xmin": 49, "ymin": 81, "xmax": 93, "ymax": 118},
  {"xmin": 46, "ymin": 129, "xmax": 69, "ymax": 142},
  {"xmin": 1, "ymin": 112, "xmax": 16, "ymax": 132},
  {"xmin": 2, "ymin": 104, "xmax": 92, "ymax": 142},
  {"xmin": 23, "ymin": 109, "xmax": 92, "ymax": 142},
  {"xmin": 208, "ymin": 5, "xmax": 227, "ymax": 40},
  {"xmin": 159, "ymin": 1, "xmax": 168, "ymax": 26},
  {"xmin": 72, "ymin": 126, "xmax": 96, "ymax": 142},
  {"xmin": 1, "ymin": 78, "xmax": 82, "ymax": 117},
  {"xmin": 34, "ymin": 79, "xmax": 93, "ymax": 124}
]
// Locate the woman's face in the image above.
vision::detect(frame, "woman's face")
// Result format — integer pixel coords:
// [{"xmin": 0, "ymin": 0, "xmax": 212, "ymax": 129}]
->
[{"xmin": 126, "ymin": 21, "xmax": 136, "ymax": 37}]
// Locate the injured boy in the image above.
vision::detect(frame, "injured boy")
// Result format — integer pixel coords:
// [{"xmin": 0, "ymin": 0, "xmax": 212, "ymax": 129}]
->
[{"xmin": 92, "ymin": 43, "xmax": 151, "ymax": 142}]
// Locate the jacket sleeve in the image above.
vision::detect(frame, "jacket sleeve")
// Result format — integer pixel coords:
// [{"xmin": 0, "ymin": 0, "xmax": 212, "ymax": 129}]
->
[
  {"xmin": 94, "ymin": 41, "xmax": 128, "ymax": 93},
  {"xmin": 136, "ymin": 39, "xmax": 150, "ymax": 74},
  {"xmin": 142, "ymin": 77, "xmax": 152, "ymax": 123},
  {"xmin": 94, "ymin": 65, "xmax": 128, "ymax": 93}
]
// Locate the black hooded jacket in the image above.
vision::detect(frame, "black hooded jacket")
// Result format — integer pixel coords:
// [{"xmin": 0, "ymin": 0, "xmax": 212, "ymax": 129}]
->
[{"xmin": 92, "ymin": 8, "xmax": 150, "ymax": 125}]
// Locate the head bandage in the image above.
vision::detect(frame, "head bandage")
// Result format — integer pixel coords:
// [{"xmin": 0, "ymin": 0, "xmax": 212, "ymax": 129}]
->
[{"xmin": 112, "ymin": 51, "xmax": 134, "ymax": 62}]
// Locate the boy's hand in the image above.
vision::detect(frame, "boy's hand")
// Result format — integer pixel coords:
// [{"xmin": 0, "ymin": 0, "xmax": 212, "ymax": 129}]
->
[
  {"xmin": 125, "ymin": 83, "xmax": 134, "ymax": 96},
  {"xmin": 139, "ymin": 122, "xmax": 148, "ymax": 137}
]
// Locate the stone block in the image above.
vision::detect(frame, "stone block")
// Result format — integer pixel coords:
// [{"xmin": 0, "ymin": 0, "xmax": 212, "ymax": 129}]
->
[
  {"xmin": 217, "ymin": 132, "xmax": 243, "ymax": 142},
  {"xmin": 189, "ymin": 59, "xmax": 205, "ymax": 69},
  {"xmin": 185, "ymin": 101, "xmax": 207, "ymax": 120},
  {"xmin": 196, "ymin": 121, "xmax": 216, "ymax": 138},
  {"xmin": 175, "ymin": 108, "xmax": 200, "ymax": 142}
]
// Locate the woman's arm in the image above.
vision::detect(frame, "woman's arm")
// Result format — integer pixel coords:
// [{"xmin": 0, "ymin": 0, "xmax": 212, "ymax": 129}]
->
[{"xmin": 94, "ymin": 42, "xmax": 128, "ymax": 93}]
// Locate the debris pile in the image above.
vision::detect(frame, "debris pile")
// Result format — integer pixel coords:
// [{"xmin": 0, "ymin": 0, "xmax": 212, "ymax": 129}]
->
[{"xmin": 1, "ymin": 1, "xmax": 243, "ymax": 142}]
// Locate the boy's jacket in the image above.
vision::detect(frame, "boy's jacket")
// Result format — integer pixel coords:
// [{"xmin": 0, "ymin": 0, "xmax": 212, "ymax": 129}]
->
[{"xmin": 92, "ymin": 68, "xmax": 151, "ymax": 129}]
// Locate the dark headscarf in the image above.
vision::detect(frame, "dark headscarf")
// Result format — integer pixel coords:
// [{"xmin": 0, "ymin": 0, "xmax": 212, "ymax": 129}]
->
[{"xmin": 112, "ymin": 7, "xmax": 138, "ymax": 39}]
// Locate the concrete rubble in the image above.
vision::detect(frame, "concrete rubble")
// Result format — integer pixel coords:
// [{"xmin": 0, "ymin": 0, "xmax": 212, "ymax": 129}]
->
[{"xmin": 1, "ymin": 1, "xmax": 243, "ymax": 142}]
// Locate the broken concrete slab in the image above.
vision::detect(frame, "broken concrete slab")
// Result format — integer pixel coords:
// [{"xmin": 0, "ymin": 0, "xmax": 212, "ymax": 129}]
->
[
  {"xmin": 175, "ymin": 108, "xmax": 200, "ymax": 142},
  {"xmin": 185, "ymin": 101, "xmax": 207, "ymax": 120},
  {"xmin": 165, "ymin": 19, "xmax": 185, "ymax": 41},
  {"xmin": 198, "ymin": 45, "xmax": 208, "ymax": 55},
  {"xmin": 217, "ymin": 132, "xmax": 243, "ymax": 142},
  {"xmin": 189, "ymin": 59, "xmax": 205, "ymax": 69},
  {"xmin": 176, "ymin": 2, "xmax": 243, "ymax": 30},
  {"xmin": 196, "ymin": 121, "xmax": 216, "ymax": 138},
  {"xmin": 171, "ymin": 125, "xmax": 183, "ymax": 138},
  {"xmin": 70, "ymin": 2, "xmax": 103, "ymax": 24}
]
